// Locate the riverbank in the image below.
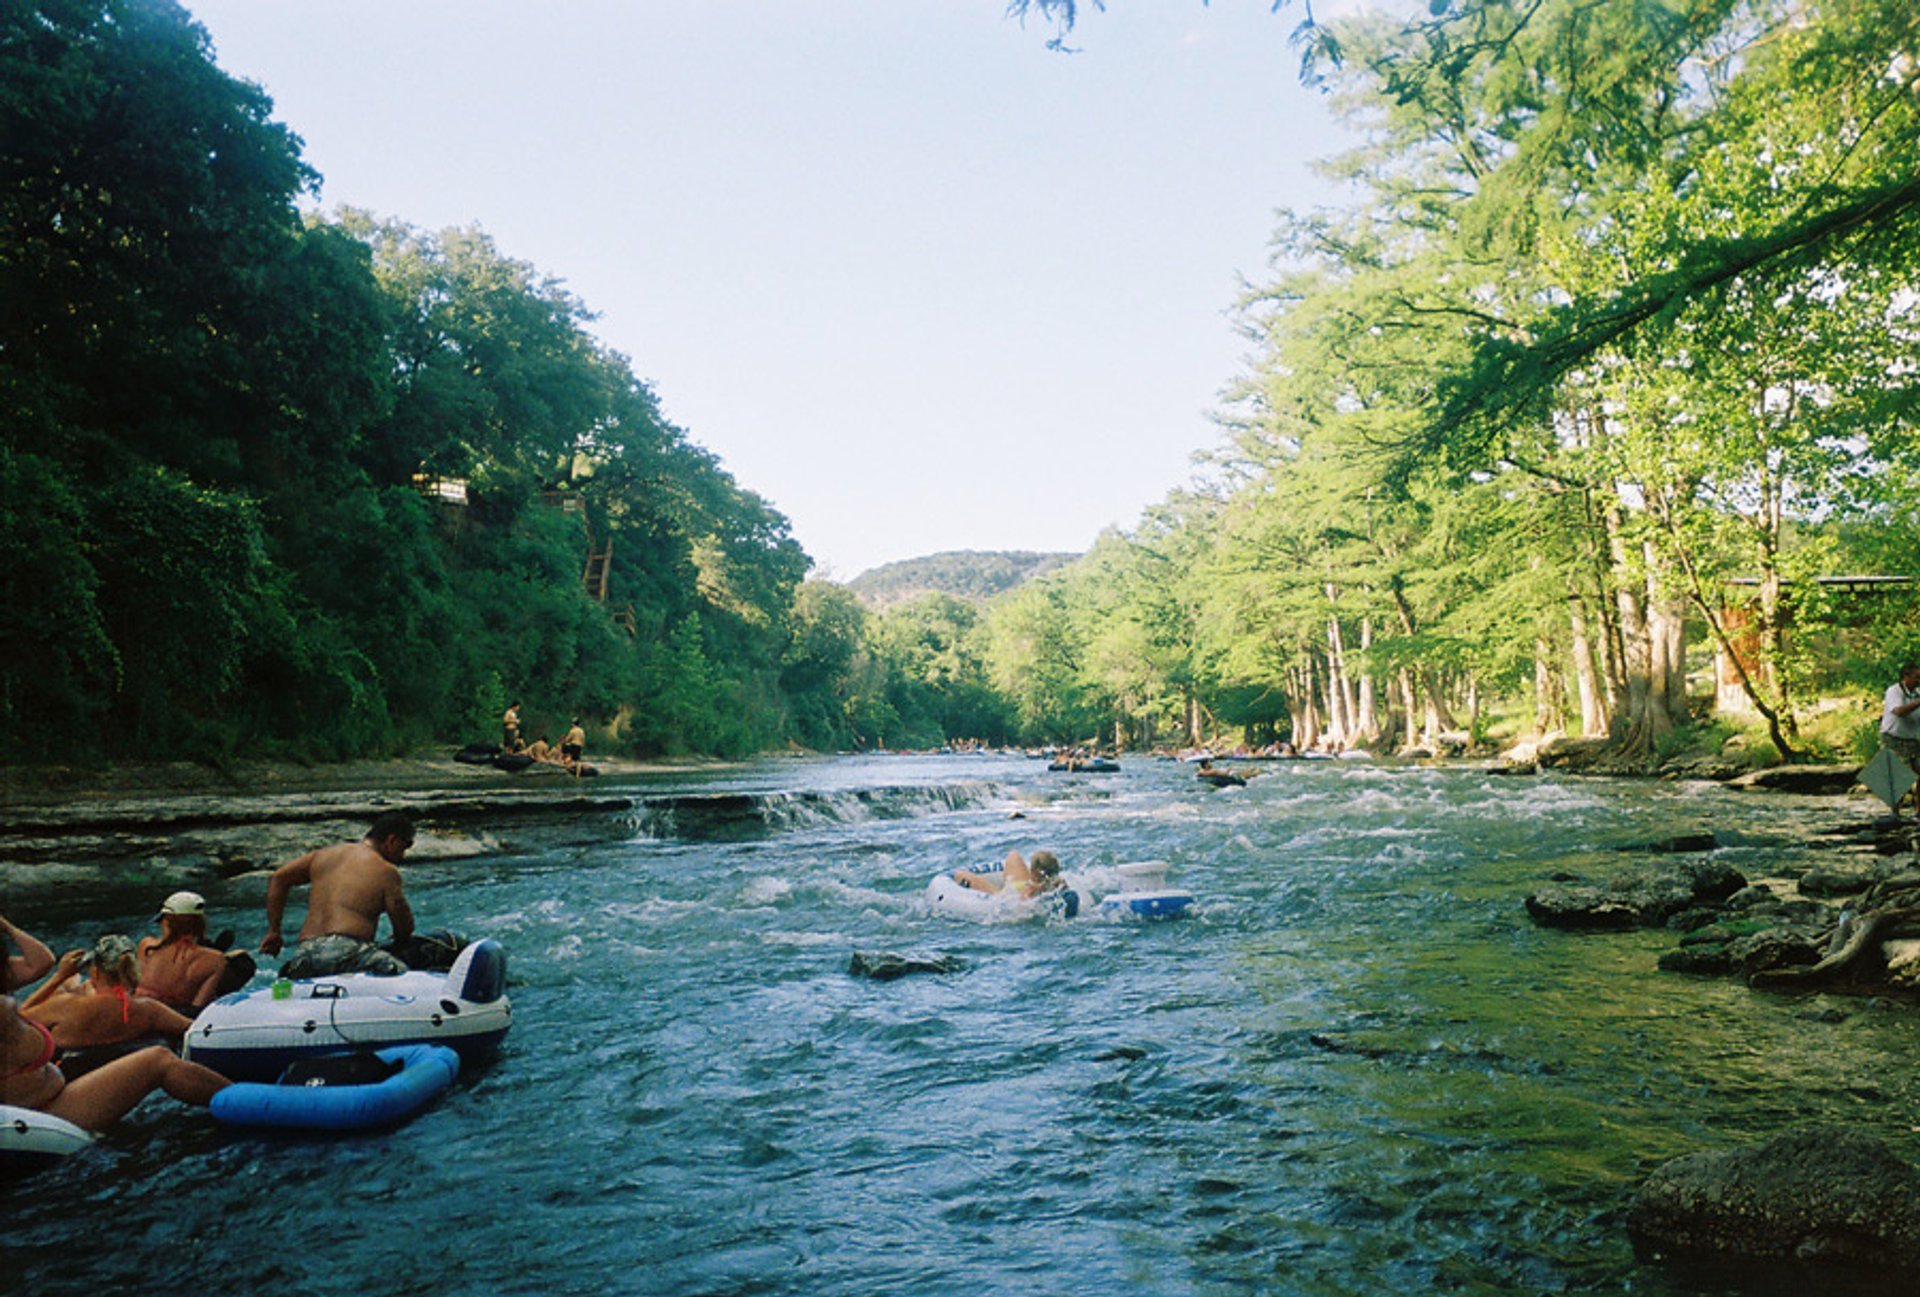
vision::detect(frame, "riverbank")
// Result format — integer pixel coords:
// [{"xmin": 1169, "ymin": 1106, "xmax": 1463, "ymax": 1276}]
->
[{"xmin": 0, "ymin": 751, "xmax": 731, "ymax": 812}]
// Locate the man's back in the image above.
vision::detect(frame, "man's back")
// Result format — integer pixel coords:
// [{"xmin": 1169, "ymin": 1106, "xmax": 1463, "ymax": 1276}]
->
[
  {"xmin": 300, "ymin": 842, "xmax": 401, "ymax": 943},
  {"xmin": 135, "ymin": 939, "xmax": 225, "ymax": 1006}
]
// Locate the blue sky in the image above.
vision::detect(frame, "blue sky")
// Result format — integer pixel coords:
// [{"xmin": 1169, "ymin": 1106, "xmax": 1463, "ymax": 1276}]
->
[{"xmin": 185, "ymin": 1, "xmax": 1370, "ymax": 580}]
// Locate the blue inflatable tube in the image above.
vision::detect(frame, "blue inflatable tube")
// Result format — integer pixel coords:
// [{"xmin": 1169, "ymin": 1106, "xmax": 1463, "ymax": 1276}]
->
[{"xmin": 211, "ymin": 1043, "xmax": 460, "ymax": 1132}]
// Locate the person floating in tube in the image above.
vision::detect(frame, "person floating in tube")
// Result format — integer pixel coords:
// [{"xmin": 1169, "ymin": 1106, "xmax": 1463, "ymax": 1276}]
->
[{"xmin": 952, "ymin": 850, "xmax": 1065, "ymax": 900}]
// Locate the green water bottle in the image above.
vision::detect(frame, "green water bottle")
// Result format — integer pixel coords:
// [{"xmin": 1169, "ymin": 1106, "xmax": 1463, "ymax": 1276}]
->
[{"xmin": 271, "ymin": 977, "xmax": 292, "ymax": 1000}]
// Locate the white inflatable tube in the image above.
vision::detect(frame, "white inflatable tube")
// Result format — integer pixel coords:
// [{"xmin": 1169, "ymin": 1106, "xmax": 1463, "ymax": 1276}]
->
[
  {"xmin": 926, "ymin": 868, "xmax": 1083, "ymax": 921},
  {"xmin": 927, "ymin": 861, "xmax": 1196, "ymax": 921},
  {"xmin": 184, "ymin": 939, "xmax": 511, "ymax": 1083},
  {"xmin": 1, "ymin": 1104, "xmax": 93, "ymax": 1175}
]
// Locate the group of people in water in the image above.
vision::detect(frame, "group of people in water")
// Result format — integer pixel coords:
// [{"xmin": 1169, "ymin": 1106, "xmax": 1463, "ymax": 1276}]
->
[
  {"xmin": 501, "ymin": 701, "xmax": 587, "ymax": 769},
  {"xmin": 1, "ymin": 811, "xmax": 430, "ymax": 1137}
]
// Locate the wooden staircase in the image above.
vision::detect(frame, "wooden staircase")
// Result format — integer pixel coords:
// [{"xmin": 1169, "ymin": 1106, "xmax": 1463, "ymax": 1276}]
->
[{"xmin": 583, "ymin": 537, "xmax": 613, "ymax": 603}]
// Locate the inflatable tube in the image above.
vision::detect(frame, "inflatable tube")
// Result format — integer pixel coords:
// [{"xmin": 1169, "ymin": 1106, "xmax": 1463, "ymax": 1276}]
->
[
  {"xmin": 1096, "ymin": 890, "xmax": 1196, "ymax": 919},
  {"xmin": 1, "ymin": 1104, "xmax": 93, "ymax": 1175},
  {"xmin": 1092, "ymin": 861, "xmax": 1196, "ymax": 919},
  {"xmin": 492, "ymin": 752, "xmax": 535, "ymax": 772},
  {"xmin": 184, "ymin": 940, "xmax": 511, "ymax": 1083},
  {"xmin": 1196, "ymin": 769, "xmax": 1247, "ymax": 788},
  {"xmin": 453, "ymin": 743, "xmax": 501, "ymax": 765},
  {"xmin": 926, "ymin": 868, "xmax": 1082, "ymax": 921},
  {"xmin": 211, "ymin": 1043, "xmax": 460, "ymax": 1132}
]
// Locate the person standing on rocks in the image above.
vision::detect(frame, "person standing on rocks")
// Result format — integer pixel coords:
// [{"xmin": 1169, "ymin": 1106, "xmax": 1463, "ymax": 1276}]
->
[{"xmin": 1880, "ymin": 662, "xmax": 1920, "ymax": 779}]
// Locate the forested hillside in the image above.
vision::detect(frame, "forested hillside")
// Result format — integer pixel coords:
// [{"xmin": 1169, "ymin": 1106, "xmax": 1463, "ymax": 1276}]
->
[
  {"xmin": 0, "ymin": 1, "xmax": 820, "ymax": 760},
  {"xmin": 847, "ymin": 551, "xmax": 1076, "ymax": 611}
]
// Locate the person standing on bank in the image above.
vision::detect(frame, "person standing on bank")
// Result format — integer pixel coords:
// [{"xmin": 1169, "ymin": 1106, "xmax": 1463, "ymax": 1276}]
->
[
  {"xmin": 1881, "ymin": 663, "xmax": 1920, "ymax": 804},
  {"xmin": 260, "ymin": 812, "xmax": 416, "ymax": 978},
  {"xmin": 561, "ymin": 717, "xmax": 586, "ymax": 765}
]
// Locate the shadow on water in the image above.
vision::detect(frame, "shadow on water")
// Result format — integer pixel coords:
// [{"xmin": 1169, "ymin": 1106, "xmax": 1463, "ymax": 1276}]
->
[{"xmin": 6, "ymin": 754, "xmax": 1917, "ymax": 1296}]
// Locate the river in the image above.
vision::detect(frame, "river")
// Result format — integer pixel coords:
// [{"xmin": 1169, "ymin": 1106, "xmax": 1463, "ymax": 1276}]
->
[{"xmin": 4, "ymin": 753, "xmax": 1915, "ymax": 1296}]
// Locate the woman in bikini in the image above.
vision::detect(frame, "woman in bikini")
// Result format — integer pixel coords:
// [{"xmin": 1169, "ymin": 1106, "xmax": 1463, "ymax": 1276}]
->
[
  {"xmin": 2, "ymin": 930, "xmax": 228, "ymax": 1132},
  {"xmin": 953, "ymin": 849, "xmax": 1066, "ymax": 899},
  {"xmin": 22, "ymin": 935, "xmax": 196, "ymax": 1053}
]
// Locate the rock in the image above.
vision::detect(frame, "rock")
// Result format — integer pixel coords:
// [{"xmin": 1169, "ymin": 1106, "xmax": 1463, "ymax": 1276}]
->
[
  {"xmin": 1619, "ymin": 832, "xmax": 1718, "ymax": 854},
  {"xmin": 1524, "ymin": 887, "xmax": 1641, "ymax": 930},
  {"xmin": 1727, "ymin": 930, "xmax": 1820, "ymax": 976},
  {"xmin": 1884, "ymin": 938, "xmax": 1920, "ymax": 989},
  {"xmin": 1677, "ymin": 918, "xmax": 1775, "ymax": 947},
  {"xmin": 1526, "ymin": 859, "xmax": 1749, "ymax": 931},
  {"xmin": 1666, "ymin": 906, "xmax": 1727, "ymax": 933},
  {"xmin": 1797, "ymin": 865, "xmax": 1876, "ymax": 898},
  {"xmin": 1489, "ymin": 760, "xmax": 1537, "ymax": 776},
  {"xmin": 1659, "ymin": 945, "xmax": 1734, "ymax": 974},
  {"xmin": 1727, "ymin": 764, "xmax": 1864, "ymax": 795},
  {"xmin": 847, "ymin": 951, "xmax": 960, "ymax": 981},
  {"xmin": 1628, "ymin": 1125, "xmax": 1920, "ymax": 1269}
]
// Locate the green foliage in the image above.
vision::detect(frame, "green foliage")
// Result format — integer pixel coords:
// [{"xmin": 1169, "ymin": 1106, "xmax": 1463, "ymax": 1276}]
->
[
  {"xmin": 0, "ymin": 1, "xmax": 822, "ymax": 764},
  {"xmin": 0, "ymin": 450, "xmax": 115, "ymax": 747}
]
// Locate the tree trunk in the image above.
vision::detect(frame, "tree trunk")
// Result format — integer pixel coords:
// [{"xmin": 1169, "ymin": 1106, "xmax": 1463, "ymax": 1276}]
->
[
  {"xmin": 1535, "ymin": 636, "xmax": 1565, "ymax": 735},
  {"xmin": 1288, "ymin": 660, "xmax": 1320, "ymax": 751},
  {"xmin": 1398, "ymin": 669, "xmax": 1420, "ymax": 753},
  {"xmin": 1610, "ymin": 504, "xmax": 1673, "ymax": 759},
  {"xmin": 1355, "ymin": 615, "xmax": 1379, "ymax": 742},
  {"xmin": 1324, "ymin": 612, "xmax": 1351, "ymax": 749},
  {"xmin": 1568, "ymin": 582, "xmax": 1608, "ymax": 737}
]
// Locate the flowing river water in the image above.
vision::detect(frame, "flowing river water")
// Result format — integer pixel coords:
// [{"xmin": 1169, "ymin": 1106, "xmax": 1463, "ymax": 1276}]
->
[{"xmin": 5, "ymin": 753, "xmax": 1918, "ymax": 1295}]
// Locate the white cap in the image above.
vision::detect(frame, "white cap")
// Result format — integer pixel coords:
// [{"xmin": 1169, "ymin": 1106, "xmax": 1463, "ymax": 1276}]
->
[{"xmin": 158, "ymin": 891, "xmax": 206, "ymax": 918}]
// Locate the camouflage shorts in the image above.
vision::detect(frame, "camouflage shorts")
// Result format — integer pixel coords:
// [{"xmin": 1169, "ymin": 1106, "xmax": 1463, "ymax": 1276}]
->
[
  {"xmin": 279, "ymin": 934, "xmax": 408, "ymax": 979},
  {"xmin": 1884, "ymin": 734, "xmax": 1920, "ymax": 775}
]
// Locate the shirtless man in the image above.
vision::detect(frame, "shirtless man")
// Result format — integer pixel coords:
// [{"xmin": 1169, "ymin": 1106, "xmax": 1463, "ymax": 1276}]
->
[
  {"xmin": 260, "ymin": 812, "xmax": 417, "ymax": 979},
  {"xmin": 135, "ymin": 891, "xmax": 229, "ymax": 1013}
]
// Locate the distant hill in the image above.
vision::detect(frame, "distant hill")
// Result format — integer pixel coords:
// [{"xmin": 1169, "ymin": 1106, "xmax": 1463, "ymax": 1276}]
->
[{"xmin": 846, "ymin": 550, "xmax": 1078, "ymax": 611}]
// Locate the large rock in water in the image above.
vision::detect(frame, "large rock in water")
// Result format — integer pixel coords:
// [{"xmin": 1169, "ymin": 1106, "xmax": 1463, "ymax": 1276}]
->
[
  {"xmin": 1628, "ymin": 1126, "xmax": 1920, "ymax": 1269},
  {"xmin": 1525, "ymin": 859, "xmax": 1748, "ymax": 930},
  {"xmin": 1728, "ymin": 764, "xmax": 1862, "ymax": 795}
]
